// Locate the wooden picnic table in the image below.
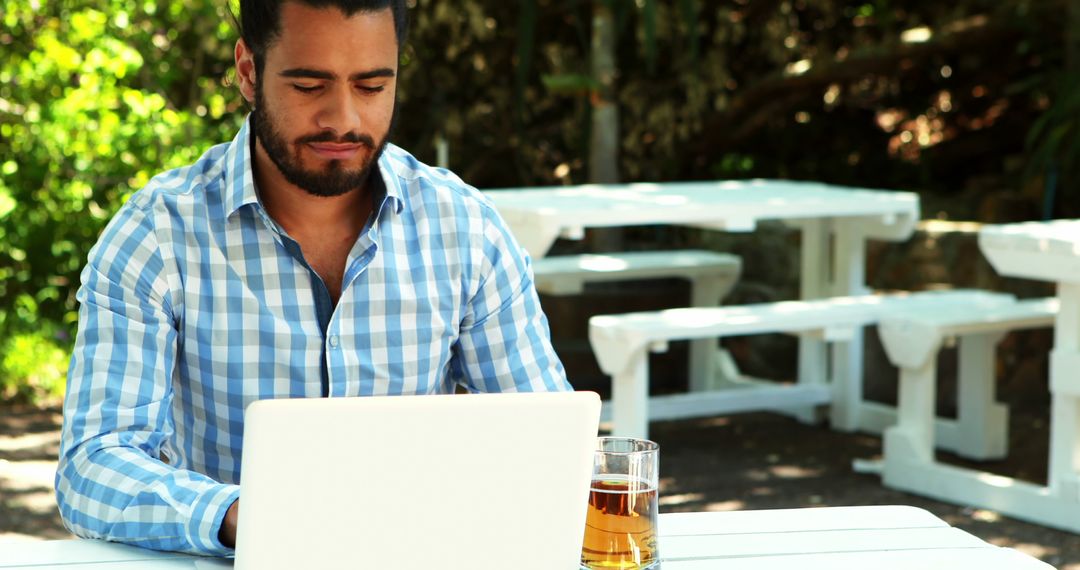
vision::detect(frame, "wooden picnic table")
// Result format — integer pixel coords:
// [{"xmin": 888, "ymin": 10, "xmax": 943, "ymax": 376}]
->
[
  {"xmin": 486, "ymin": 180, "xmax": 921, "ymax": 432},
  {"xmin": 876, "ymin": 220, "xmax": 1080, "ymax": 534}
]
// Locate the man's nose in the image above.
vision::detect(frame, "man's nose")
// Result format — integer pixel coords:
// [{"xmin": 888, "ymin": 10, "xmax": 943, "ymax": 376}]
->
[{"xmin": 315, "ymin": 85, "xmax": 363, "ymax": 136}]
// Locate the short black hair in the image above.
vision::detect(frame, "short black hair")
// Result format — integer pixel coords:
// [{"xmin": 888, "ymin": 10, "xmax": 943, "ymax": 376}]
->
[{"xmin": 239, "ymin": 0, "xmax": 409, "ymax": 71}]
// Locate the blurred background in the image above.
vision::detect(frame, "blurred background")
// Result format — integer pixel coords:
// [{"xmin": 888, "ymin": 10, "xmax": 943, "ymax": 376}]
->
[
  {"xmin": 2, "ymin": 0, "xmax": 1078, "ymax": 404},
  {"xmin": 3, "ymin": 1, "xmax": 1080, "ymax": 563}
]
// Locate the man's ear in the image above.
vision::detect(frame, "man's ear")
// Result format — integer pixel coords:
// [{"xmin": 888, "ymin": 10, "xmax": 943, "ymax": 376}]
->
[{"xmin": 235, "ymin": 39, "xmax": 257, "ymax": 104}]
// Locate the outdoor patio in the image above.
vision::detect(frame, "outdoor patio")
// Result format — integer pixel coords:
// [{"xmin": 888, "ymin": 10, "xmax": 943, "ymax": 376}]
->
[{"xmin": 1, "ymin": 402, "xmax": 1077, "ymax": 567}]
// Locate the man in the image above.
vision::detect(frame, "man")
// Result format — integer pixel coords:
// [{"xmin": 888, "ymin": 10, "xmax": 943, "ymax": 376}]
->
[{"xmin": 55, "ymin": 0, "xmax": 569, "ymax": 556}]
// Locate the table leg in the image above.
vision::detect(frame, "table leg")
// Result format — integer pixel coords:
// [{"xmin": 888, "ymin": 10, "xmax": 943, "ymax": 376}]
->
[
  {"xmin": 797, "ymin": 220, "xmax": 830, "ymax": 424},
  {"xmin": 828, "ymin": 221, "xmax": 869, "ymax": 431},
  {"xmin": 1049, "ymin": 282, "xmax": 1080, "ymax": 499}
]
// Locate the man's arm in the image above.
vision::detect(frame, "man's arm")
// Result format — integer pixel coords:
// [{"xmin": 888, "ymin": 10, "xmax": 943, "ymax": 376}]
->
[
  {"xmin": 55, "ymin": 203, "xmax": 240, "ymax": 556},
  {"xmin": 451, "ymin": 205, "xmax": 573, "ymax": 393}
]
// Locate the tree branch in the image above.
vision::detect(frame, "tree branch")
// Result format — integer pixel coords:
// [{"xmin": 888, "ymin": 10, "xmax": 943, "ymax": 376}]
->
[{"xmin": 693, "ymin": 16, "xmax": 1023, "ymax": 158}]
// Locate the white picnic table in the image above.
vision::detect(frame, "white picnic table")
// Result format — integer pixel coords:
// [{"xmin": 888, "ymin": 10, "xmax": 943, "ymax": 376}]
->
[
  {"xmin": 0, "ymin": 506, "xmax": 1051, "ymax": 569},
  {"xmin": 486, "ymin": 179, "xmax": 920, "ymax": 430},
  {"xmin": 877, "ymin": 219, "xmax": 1080, "ymax": 534}
]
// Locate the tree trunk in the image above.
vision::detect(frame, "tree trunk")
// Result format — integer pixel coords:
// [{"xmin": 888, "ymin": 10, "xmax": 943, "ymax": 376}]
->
[
  {"xmin": 589, "ymin": 2, "xmax": 622, "ymax": 251},
  {"xmin": 589, "ymin": 3, "xmax": 619, "ymax": 185}
]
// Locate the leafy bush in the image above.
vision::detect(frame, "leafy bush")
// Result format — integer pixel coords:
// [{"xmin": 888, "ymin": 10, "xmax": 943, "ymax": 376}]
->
[
  {"xmin": 0, "ymin": 332, "xmax": 69, "ymax": 406},
  {"xmin": 0, "ymin": 1, "xmax": 242, "ymax": 403}
]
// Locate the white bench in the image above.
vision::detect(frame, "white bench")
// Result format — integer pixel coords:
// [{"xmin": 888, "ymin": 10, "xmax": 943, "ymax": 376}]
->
[
  {"xmin": 876, "ymin": 297, "xmax": 1057, "ymax": 461},
  {"xmin": 534, "ymin": 250, "xmax": 741, "ymax": 388},
  {"xmin": 875, "ymin": 298, "xmax": 1058, "ymax": 498},
  {"xmin": 588, "ymin": 290, "xmax": 1016, "ymax": 439}
]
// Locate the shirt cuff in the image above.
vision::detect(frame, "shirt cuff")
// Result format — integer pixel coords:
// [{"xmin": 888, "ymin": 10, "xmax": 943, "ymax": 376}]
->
[{"xmin": 189, "ymin": 482, "xmax": 242, "ymax": 556}]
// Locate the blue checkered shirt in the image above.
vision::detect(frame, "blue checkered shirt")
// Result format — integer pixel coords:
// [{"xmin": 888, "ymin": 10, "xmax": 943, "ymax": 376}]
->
[{"xmin": 55, "ymin": 116, "xmax": 570, "ymax": 556}]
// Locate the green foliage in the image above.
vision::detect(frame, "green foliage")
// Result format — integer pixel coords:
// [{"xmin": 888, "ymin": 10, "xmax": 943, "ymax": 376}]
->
[
  {"xmin": 1025, "ymin": 70, "xmax": 1080, "ymax": 217},
  {"xmin": 0, "ymin": 332, "xmax": 69, "ymax": 405},
  {"xmin": 0, "ymin": 0, "xmax": 244, "ymax": 403}
]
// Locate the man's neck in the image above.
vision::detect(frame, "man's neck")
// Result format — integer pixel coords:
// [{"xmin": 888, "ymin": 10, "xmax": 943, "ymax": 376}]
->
[{"xmin": 252, "ymin": 138, "xmax": 371, "ymax": 238}]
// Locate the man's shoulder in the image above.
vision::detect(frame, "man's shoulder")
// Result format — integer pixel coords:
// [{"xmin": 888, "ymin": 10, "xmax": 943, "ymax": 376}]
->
[
  {"xmin": 380, "ymin": 144, "xmax": 495, "ymax": 213},
  {"xmin": 124, "ymin": 141, "xmax": 232, "ymax": 214}
]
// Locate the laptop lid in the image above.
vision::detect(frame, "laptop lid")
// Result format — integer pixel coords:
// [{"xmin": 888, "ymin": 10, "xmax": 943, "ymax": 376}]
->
[{"xmin": 234, "ymin": 391, "xmax": 601, "ymax": 570}]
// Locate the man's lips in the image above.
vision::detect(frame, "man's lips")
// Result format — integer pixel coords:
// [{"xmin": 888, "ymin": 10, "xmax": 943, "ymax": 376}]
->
[{"xmin": 306, "ymin": 142, "xmax": 364, "ymax": 160}]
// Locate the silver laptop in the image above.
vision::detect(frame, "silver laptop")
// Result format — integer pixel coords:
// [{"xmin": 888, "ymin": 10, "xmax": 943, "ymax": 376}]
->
[{"xmin": 234, "ymin": 391, "xmax": 601, "ymax": 570}]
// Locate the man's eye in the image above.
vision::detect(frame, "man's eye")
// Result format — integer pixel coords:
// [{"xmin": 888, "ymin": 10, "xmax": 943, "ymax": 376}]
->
[
  {"xmin": 358, "ymin": 85, "xmax": 385, "ymax": 95},
  {"xmin": 292, "ymin": 84, "xmax": 322, "ymax": 93}
]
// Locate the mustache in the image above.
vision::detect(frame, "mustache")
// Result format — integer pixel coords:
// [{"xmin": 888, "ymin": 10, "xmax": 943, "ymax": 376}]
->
[{"xmin": 296, "ymin": 131, "xmax": 376, "ymax": 146}]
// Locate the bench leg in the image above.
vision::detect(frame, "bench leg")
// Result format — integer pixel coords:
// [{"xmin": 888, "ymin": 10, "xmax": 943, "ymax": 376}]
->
[
  {"xmin": 956, "ymin": 332, "xmax": 1009, "ymax": 460},
  {"xmin": 611, "ymin": 349, "xmax": 650, "ymax": 439},
  {"xmin": 884, "ymin": 358, "xmax": 937, "ymax": 466},
  {"xmin": 688, "ymin": 275, "xmax": 732, "ymax": 392}
]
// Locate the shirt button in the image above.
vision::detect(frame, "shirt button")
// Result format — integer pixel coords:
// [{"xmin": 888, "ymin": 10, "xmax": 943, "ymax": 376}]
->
[{"xmin": 329, "ymin": 335, "xmax": 340, "ymax": 348}]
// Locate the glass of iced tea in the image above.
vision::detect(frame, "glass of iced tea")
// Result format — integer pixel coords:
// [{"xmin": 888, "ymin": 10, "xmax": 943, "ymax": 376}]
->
[{"xmin": 580, "ymin": 437, "xmax": 659, "ymax": 569}]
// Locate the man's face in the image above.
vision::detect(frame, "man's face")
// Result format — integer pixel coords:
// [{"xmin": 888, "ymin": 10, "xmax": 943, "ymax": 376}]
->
[{"xmin": 251, "ymin": 3, "xmax": 398, "ymax": 197}]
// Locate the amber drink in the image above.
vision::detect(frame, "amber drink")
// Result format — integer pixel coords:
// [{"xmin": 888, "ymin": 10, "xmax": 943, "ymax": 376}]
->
[{"xmin": 580, "ymin": 438, "xmax": 659, "ymax": 569}]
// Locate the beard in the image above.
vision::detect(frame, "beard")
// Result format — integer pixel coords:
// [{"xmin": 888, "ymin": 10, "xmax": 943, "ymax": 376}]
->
[{"xmin": 252, "ymin": 82, "xmax": 391, "ymax": 198}]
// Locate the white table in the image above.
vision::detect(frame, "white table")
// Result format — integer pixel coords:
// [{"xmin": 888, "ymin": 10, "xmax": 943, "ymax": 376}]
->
[
  {"xmin": 0, "ymin": 506, "xmax": 1050, "ymax": 569},
  {"xmin": 879, "ymin": 220, "xmax": 1080, "ymax": 534},
  {"xmin": 487, "ymin": 180, "xmax": 920, "ymax": 430}
]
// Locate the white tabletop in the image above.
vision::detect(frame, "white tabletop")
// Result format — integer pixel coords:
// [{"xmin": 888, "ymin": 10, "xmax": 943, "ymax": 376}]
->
[
  {"xmin": 980, "ymin": 220, "xmax": 1080, "ymax": 283},
  {"xmin": 485, "ymin": 180, "xmax": 919, "ymax": 257},
  {"xmin": 0, "ymin": 506, "xmax": 1051, "ymax": 569}
]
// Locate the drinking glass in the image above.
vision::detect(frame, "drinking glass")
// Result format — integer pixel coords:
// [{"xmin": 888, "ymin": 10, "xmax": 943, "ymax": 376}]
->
[{"xmin": 580, "ymin": 437, "xmax": 659, "ymax": 569}]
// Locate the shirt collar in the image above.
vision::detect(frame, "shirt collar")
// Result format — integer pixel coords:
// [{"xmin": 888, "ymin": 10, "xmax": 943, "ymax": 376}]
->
[
  {"xmin": 223, "ymin": 114, "xmax": 404, "ymax": 219},
  {"xmin": 222, "ymin": 115, "xmax": 260, "ymax": 219}
]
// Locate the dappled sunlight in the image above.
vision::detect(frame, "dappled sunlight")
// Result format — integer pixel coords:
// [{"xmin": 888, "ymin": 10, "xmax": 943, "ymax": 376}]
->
[
  {"xmin": 974, "ymin": 471, "xmax": 1018, "ymax": 489},
  {"xmin": 0, "ymin": 459, "xmax": 58, "ymax": 494},
  {"xmin": 785, "ymin": 59, "xmax": 811, "ymax": 76},
  {"xmin": 987, "ymin": 539, "xmax": 1055, "ymax": 563},
  {"xmin": 919, "ymin": 219, "xmax": 983, "ymax": 235},
  {"xmin": 900, "ymin": 26, "xmax": 933, "ymax": 43},
  {"xmin": 0, "ymin": 431, "xmax": 60, "ymax": 454},
  {"xmin": 577, "ymin": 255, "xmax": 631, "ymax": 273},
  {"xmin": 0, "ymin": 423, "xmax": 61, "ymax": 527},
  {"xmin": 768, "ymin": 464, "xmax": 824, "ymax": 479},
  {"xmin": 659, "ymin": 492, "xmax": 705, "ymax": 507},
  {"xmin": 0, "ymin": 533, "xmax": 46, "ymax": 542},
  {"xmin": 702, "ymin": 500, "xmax": 745, "ymax": 512},
  {"xmin": 969, "ymin": 509, "xmax": 1002, "ymax": 523},
  {"xmin": 2, "ymin": 488, "xmax": 57, "ymax": 514},
  {"xmin": 744, "ymin": 469, "xmax": 770, "ymax": 483}
]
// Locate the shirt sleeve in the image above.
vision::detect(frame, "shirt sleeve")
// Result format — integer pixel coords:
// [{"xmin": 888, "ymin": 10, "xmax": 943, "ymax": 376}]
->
[
  {"xmin": 55, "ymin": 201, "xmax": 240, "ymax": 556},
  {"xmin": 451, "ymin": 204, "xmax": 573, "ymax": 393}
]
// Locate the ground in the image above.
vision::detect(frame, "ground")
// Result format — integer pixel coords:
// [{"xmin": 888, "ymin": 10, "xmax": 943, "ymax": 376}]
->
[{"xmin": 1, "ymin": 404, "xmax": 1076, "ymax": 567}]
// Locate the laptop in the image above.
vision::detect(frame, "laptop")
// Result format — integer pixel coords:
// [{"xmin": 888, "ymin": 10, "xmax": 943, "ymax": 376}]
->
[{"xmin": 234, "ymin": 391, "xmax": 602, "ymax": 570}]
